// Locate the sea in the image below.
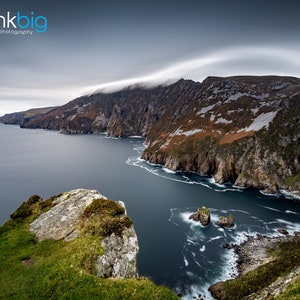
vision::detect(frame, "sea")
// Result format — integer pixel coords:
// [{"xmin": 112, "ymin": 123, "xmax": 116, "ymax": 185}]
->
[{"xmin": 1, "ymin": 123, "xmax": 300, "ymax": 299}]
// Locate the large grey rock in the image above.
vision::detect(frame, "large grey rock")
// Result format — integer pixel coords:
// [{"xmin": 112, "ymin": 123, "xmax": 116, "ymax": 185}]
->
[
  {"xmin": 30, "ymin": 189, "xmax": 106, "ymax": 241},
  {"xmin": 95, "ymin": 226, "xmax": 139, "ymax": 278},
  {"xmin": 29, "ymin": 189, "xmax": 139, "ymax": 279}
]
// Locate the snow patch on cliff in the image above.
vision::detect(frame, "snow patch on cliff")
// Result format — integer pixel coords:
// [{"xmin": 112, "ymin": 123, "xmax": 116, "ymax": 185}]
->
[
  {"xmin": 170, "ymin": 127, "xmax": 203, "ymax": 137},
  {"xmin": 215, "ymin": 117, "xmax": 232, "ymax": 124},
  {"xmin": 197, "ymin": 104, "xmax": 217, "ymax": 115},
  {"xmin": 238, "ymin": 111, "xmax": 278, "ymax": 132}
]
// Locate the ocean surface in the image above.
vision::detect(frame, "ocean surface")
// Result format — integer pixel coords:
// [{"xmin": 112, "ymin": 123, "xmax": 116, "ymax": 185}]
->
[{"xmin": 1, "ymin": 123, "xmax": 300, "ymax": 299}]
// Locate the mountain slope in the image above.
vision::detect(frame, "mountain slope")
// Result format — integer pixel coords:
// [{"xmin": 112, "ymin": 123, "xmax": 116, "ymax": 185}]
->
[
  {"xmin": 1, "ymin": 76, "xmax": 299, "ymax": 195},
  {"xmin": 17, "ymin": 79, "xmax": 201, "ymax": 137}
]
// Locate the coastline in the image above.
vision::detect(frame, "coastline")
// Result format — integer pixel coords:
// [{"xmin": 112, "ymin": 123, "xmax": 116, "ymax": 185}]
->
[
  {"xmin": 233, "ymin": 234, "xmax": 299, "ymax": 276},
  {"xmin": 209, "ymin": 233, "xmax": 300, "ymax": 299}
]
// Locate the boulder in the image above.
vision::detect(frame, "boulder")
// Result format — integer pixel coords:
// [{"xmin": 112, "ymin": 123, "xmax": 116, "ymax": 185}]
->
[
  {"xmin": 189, "ymin": 206, "xmax": 211, "ymax": 226},
  {"xmin": 30, "ymin": 189, "xmax": 107, "ymax": 241},
  {"xmin": 215, "ymin": 214, "xmax": 234, "ymax": 228},
  {"xmin": 277, "ymin": 228, "xmax": 288, "ymax": 235}
]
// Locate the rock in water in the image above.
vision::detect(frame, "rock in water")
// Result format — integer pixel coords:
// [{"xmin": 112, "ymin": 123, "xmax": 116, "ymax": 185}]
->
[
  {"xmin": 29, "ymin": 189, "xmax": 139, "ymax": 278},
  {"xmin": 215, "ymin": 214, "xmax": 234, "ymax": 228},
  {"xmin": 189, "ymin": 206, "xmax": 211, "ymax": 226},
  {"xmin": 277, "ymin": 228, "xmax": 289, "ymax": 235}
]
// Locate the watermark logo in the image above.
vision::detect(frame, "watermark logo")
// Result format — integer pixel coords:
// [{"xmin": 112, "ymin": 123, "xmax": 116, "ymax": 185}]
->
[{"xmin": 0, "ymin": 11, "xmax": 48, "ymax": 35}]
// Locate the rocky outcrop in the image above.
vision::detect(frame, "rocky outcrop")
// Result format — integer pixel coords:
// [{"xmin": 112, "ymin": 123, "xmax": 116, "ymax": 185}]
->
[
  {"xmin": 30, "ymin": 189, "xmax": 107, "ymax": 241},
  {"xmin": 29, "ymin": 189, "xmax": 139, "ymax": 278},
  {"xmin": 189, "ymin": 206, "xmax": 211, "ymax": 226},
  {"xmin": 209, "ymin": 235, "xmax": 300, "ymax": 299},
  {"xmin": 215, "ymin": 214, "xmax": 234, "ymax": 228},
  {"xmin": 2, "ymin": 76, "xmax": 299, "ymax": 195}
]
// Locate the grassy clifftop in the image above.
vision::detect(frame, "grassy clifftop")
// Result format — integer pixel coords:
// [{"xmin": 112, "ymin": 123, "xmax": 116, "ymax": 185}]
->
[{"xmin": 0, "ymin": 193, "xmax": 178, "ymax": 300}]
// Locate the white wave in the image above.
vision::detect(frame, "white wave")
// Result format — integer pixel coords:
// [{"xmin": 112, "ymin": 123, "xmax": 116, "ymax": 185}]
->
[
  {"xmin": 210, "ymin": 213, "xmax": 220, "ymax": 223},
  {"xmin": 207, "ymin": 236, "xmax": 222, "ymax": 243},
  {"xmin": 187, "ymin": 239, "xmax": 196, "ymax": 245},
  {"xmin": 285, "ymin": 210, "xmax": 297, "ymax": 215},
  {"xmin": 231, "ymin": 209, "xmax": 250, "ymax": 214},
  {"xmin": 183, "ymin": 255, "xmax": 189, "ymax": 267},
  {"xmin": 232, "ymin": 184, "xmax": 247, "ymax": 190},
  {"xmin": 180, "ymin": 212, "xmax": 195, "ymax": 224},
  {"xmin": 280, "ymin": 189, "xmax": 300, "ymax": 200},
  {"xmin": 200, "ymin": 245, "xmax": 206, "ymax": 252},
  {"xmin": 259, "ymin": 190, "xmax": 280, "ymax": 197},
  {"xmin": 259, "ymin": 205, "xmax": 281, "ymax": 212},
  {"xmin": 162, "ymin": 167, "xmax": 176, "ymax": 174},
  {"xmin": 208, "ymin": 177, "xmax": 227, "ymax": 188},
  {"xmin": 128, "ymin": 135, "xmax": 143, "ymax": 138}
]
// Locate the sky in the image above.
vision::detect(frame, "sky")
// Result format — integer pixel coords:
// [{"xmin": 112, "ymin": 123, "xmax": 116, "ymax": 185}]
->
[{"xmin": 1, "ymin": 0, "xmax": 300, "ymax": 115}]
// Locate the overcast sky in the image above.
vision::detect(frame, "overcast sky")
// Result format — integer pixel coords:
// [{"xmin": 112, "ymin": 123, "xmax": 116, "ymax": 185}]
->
[{"xmin": 1, "ymin": 0, "xmax": 300, "ymax": 115}]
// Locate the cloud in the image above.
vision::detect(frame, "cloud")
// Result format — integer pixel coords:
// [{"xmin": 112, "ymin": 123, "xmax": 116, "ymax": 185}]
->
[
  {"xmin": 1, "ymin": 44, "xmax": 300, "ymax": 116},
  {"xmin": 85, "ymin": 45, "xmax": 300, "ymax": 94}
]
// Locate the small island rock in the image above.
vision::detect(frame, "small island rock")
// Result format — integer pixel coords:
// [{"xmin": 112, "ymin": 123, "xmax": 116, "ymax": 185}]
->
[
  {"xmin": 189, "ymin": 206, "xmax": 211, "ymax": 226},
  {"xmin": 215, "ymin": 214, "xmax": 234, "ymax": 228}
]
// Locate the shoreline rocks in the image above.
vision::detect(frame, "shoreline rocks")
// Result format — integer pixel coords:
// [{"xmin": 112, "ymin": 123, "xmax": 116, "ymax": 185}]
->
[{"xmin": 209, "ymin": 233, "xmax": 300, "ymax": 299}]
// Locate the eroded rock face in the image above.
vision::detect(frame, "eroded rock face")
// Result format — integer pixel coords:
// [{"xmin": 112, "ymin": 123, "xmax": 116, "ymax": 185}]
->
[{"xmin": 30, "ymin": 189, "xmax": 107, "ymax": 241}]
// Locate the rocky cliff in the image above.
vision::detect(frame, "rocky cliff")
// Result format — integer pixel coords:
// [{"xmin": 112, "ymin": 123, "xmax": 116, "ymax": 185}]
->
[
  {"xmin": 28, "ymin": 189, "xmax": 139, "ymax": 278},
  {"xmin": 1, "ymin": 76, "xmax": 299, "ymax": 195},
  {"xmin": 142, "ymin": 76, "xmax": 300, "ymax": 195},
  {"xmin": 0, "ymin": 189, "xmax": 177, "ymax": 299}
]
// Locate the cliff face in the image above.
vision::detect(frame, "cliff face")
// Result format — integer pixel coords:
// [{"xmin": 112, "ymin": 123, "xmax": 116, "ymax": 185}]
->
[
  {"xmin": 14, "ymin": 80, "xmax": 200, "ymax": 137},
  {"xmin": 1, "ymin": 76, "xmax": 299, "ymax": 194},
  {"xmin": 141, "ymin": 76, "xmax": 300, "ymax": 195},
  {"xmin": 0, "ymin": 107, "xmax": 56, "ymax": 125}
]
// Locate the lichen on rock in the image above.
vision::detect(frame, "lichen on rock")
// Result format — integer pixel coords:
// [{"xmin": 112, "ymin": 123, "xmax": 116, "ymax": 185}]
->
[{"xmin": 29, "ymin": 189, "xmax": 107, "ymax": 242}]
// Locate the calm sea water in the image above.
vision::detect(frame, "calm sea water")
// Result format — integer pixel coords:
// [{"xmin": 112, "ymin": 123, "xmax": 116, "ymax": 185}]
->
[{"xmin": 1, "ymin": 124, "xmax": 300, "ymax": 299}]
